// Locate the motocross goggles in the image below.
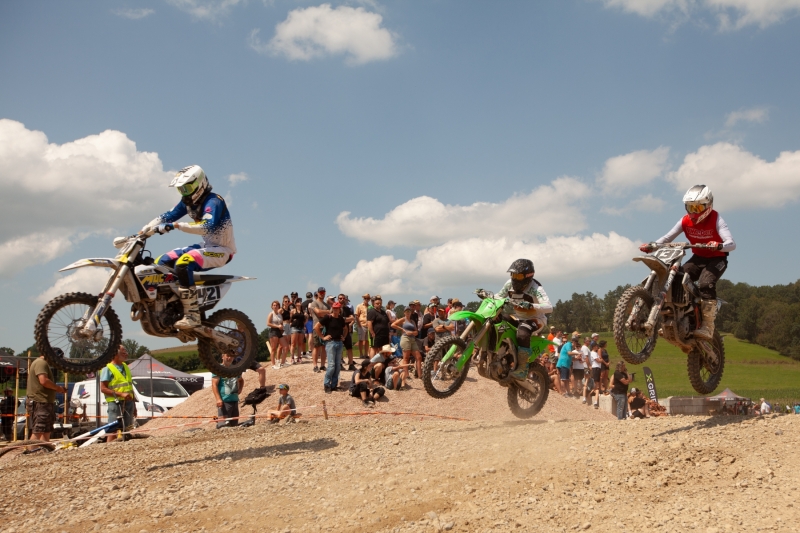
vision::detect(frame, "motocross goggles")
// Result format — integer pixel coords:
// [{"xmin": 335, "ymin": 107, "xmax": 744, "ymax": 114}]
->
[
  {"xmin": 684, "ymin": 202, "xmax": 709, "ymax": 215},
  {"xmin": 177, "ymin": 180, "xmax": 201, "ymax": 197},
  {"xmin": 510, "ymin": 272, "xmax": 534, "ymax": 281}
]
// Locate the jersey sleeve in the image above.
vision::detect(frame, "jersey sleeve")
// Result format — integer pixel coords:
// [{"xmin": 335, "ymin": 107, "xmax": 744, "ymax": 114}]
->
[
  {"xmin": 717, "ymin": 215, "xmax": 736, "ymax": 252},
  {"xmin": 531, "ymin": 284, "xmax": 553, "ymax": 313},
  {"xmin": 177, "ymin": 195, "xmax": 227, "ymax": 236},
  {"xmin": 147, "ymin": 201, "xmax": 187, "ymax": 227},
  {"xmin": 497, "ymin": 280, "xmax": 512, "ymax": 298},
  {"xmin": 655, "ymin": 218, "xmax": 684, "ymax": 244}
]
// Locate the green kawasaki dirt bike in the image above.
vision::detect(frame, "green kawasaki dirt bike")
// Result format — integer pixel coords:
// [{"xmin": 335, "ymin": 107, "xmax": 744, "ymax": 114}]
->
[{"xmin": 421, "ymin": 290, "xmax": 553, "ymax": 419}]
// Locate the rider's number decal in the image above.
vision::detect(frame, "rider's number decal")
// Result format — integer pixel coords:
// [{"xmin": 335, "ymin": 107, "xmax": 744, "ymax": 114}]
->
[
  {"xmin": 653, "ymin": 248, "xmax": 681, "ymax": 262},
  {"xmin": 199, "ymin": 286, "xmax": 221, "ymax": 302}
]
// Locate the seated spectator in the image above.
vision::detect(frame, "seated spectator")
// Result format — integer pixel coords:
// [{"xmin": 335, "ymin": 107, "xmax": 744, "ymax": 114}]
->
[
  {"xmin": 628, "ymin": 388, "xmax": 650, "ymax": 418},
  {"xmin": 370, "ymin": 344, "xmax": 397, "ymax": 384},
  {"xmin": 350, "ymin": 361, "xmax": 384, "ymax": 406},
  {"xmin": 383, "ymin": 355, "xmax": 405, "ymax": 391},
  {"xmin": 268, "ymin": 383, "xmax": 297, "ymax": 423},
  {"xmin": 759, "ymin": 398, "xmax": 771, "ymax": 414}
]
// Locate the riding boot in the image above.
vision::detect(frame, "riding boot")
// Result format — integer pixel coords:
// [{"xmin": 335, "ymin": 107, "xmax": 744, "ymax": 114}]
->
[
  {"xmin": 510, "ymin": 347, "xmax": 532, "ymax": 380},
  {"xmin": 175, "ymin": 286, "xmax": 201, "ymax": 329},
  {"xmin": 693, "ymin": 299, "xmax": 717, "ymax": 340}
]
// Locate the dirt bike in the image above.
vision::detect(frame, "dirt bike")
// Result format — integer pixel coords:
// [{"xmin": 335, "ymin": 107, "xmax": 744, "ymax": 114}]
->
[
  {"xmin": 613, "ymin": 242, "xmax": 725, "ymax": 394},
  {"xmin": 34, "ymin": 234, "xmax": 258, "ymax": 378},
  {"xmin": 421, "ymin": 290, "xmax": 552, "ymax": 419}
]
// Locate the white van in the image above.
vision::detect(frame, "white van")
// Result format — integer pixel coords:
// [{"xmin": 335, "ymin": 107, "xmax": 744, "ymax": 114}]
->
[{"xmin": 70, "ymin": 377, "xmax": 190, "ymax": 424}]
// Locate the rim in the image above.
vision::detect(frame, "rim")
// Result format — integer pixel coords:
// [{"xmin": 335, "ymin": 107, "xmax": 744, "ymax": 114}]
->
[
  {"xmin": 47, "ymin": 302, "xmax": 112, "ymax": 364},
  {"xmin": 429, "ymin": 343, "xmax": 464, "ymax": 394},
  {"xmin": 622, "ymin": 295, "xmax": 654, "ymax": 356},
  {"xmin": 209, "ymin": 318, "xmax": 248, "ymax": 367},
  {"xmin": 698, "ymin": 341, "xmax": 722, "ymax": 381},
  {"xmin": 515, "ymin": 369, "xmax": 546, "ymax": 410}
]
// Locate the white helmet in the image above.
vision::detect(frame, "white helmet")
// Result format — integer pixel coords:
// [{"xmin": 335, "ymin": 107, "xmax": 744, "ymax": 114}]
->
[
  {"xmin": 169, "ymin": 165, "xmax": 210, "ymax": 205},
  {"xmin": 682, "ymin": 184, "xmax": 713, "ymax": 224}
]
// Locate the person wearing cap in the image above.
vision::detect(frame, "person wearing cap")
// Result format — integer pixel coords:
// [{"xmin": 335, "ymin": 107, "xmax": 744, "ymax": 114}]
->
[
  {"xmin": 316, "ymin": 301, "xmax": 353, "ymax": 393},
  {"xmin": 211, "ymin": 352, "xmax": 244, "ymax": 429},
  {"xmin": 556, "ymin": 332, "xmax": 580, "ymax": 397},
  {"xmin": 308, "ymin": 288, "xmax": 330, "ymax": 373},
  {"xmin": 432, "ymin": 306, "xmax": 454, "ymax": 341},
  {"xmin": 392, "ymin": 307, "xmax": 421, "ymax": 385},
  {"xmin": 628, "ymin": 388, "xmax": 650, "ymax": 419},
  {"xmin": 355, "ymin": 293, "xmax": 371, "ymax": 358},
  {"xmin": 590, "ymin": 332, "xmax": 599, "ymax": 351},
  {"xmin": 336, "ymin": 293, "xmax": 357, "ymax": 371},
  {"xmin": 301, "ymin": 292, "xmax": 314, "ymax": 356},
  {"xmin": 268, "ymin": 384, "xmax": 297, "ymax": 422}
]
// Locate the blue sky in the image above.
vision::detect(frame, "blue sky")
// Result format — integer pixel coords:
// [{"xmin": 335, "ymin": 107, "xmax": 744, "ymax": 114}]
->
[{"xmin": 2, "ymin": 0, "xmax": 800, "ymax": 352}]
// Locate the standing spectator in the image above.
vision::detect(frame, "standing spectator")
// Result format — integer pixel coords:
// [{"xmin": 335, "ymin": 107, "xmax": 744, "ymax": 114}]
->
[
  {"xmin": 550, "ymin": 330, "xmax": 563, "ymax": 365},
  {"xmin": 316, "ymin": 301, "xmax": 352, "ymax": 393},
  {"xmin": 417, "ymin": 303, "xmax": 437, "ymax": 352},
  {"xmin": 546, "ymin": 326, "xmax": 556, "ymax": 359},
  {"xmin": 590, "ymin": 332, "xmax": 599, "ymax": 351},
  {"xmin": 577, "ymin": 336, "xmax": 592, "ymax": 403},
  {"xmin": 556, "ymin": 334, "xmax": 578, "ymax": 397},
  {"xmin": 610, "ymin": 361, "xmax": 631, "ymax": 420},
  {"xmin": 266, "ymin": 301, "xmax": 285, "ymax": 369},
  {"xmin": 99, "ymin": 346, "xmax": 136, "ymax": 441},
  {"xmin": 392, "ymin": 307, "xmax": 421, "ymax": 384},
  {"xmin": 760, "ymin": 398, "xmax": 771, "ymax": 414},
  {"xmin": 212, "ymin": 352, "xmax": 244, "ymax": 428},
  {"xmin": 289, "ymin": 299, "xmax": 307, "ymax": 364},
  {"xmin": 1, "ymin": 388, "xmax": 19, "ymax": 441},
  {"xmin": 355, "ymin": 293, "xmax": 371, "ymax": 359},
  {"xmin": 367, "ymin": 297, "xmax": 391, "ymax": 357},
  {"xmin": 430, "ymin": 295, "xmax": 441, "ymax": 308},
  {"xmin": 268, "ymin": 383, "xmax": 296, "ymax": 423},
  {"xmin": 280, "ymin": 296, "xmax": 292, "ymax": 362},
  {"xmin": 571, "ymin": 335, "xmax": 587, "ymax": 401},
  {"xmin": 598, "ymin": 340, "xmax": 611, "ymax": 393},
  {"xmin": 338, "ymin": 294, "xmax": 357, "ymax": 371},
  {"xmin": 386, "ymin": 300, "xmax": 397, "ymax": 322},
  {"xmin": 308, "ymin": 288, "xmax": 330, "ymax": 373},
  {"xmin": 450, "ymin": 301, "xmax": 466, "ymax": 336},
  {"xmin": 301, "ymin": 292, "xmax": 314, "ymax": 355},
  {"xmin": 628, "ymin": 388, "xmax": 650, "ymax": 418},
  {"xmin": 589, "ymin": 342, "xmax": 603, "ymax": 409},
  {"xmin": 432, "ymin": 306, "xmax": 454, "ymax": 340}
]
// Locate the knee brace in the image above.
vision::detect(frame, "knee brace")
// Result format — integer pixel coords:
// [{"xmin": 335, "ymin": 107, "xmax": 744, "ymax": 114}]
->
[
  {"xmin": 175, "ymin": 254, "xmax": 201, "ymax": 287},
  {"xmin": 698, "ymin": 281, "xmax": 717, "ymax": 300}
]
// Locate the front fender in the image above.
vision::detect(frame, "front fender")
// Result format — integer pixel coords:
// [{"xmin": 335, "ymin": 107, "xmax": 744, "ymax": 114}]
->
[
  {"xmin": 448, "ymin": 310, "xmax": 484, "ymax": 324},
  {"xmin": 59, "ymin": 258, "xmax": 120, "ymax": 272}
]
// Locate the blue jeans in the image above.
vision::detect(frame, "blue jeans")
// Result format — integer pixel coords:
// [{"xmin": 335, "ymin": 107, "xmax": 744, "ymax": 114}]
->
[
  {"xmin": 612, "ymin": 393, "xmax": 628, "ymax": 420},
  {"xmin": 324, "ymin": 341, "xmax": 343, "ymax": 389}
]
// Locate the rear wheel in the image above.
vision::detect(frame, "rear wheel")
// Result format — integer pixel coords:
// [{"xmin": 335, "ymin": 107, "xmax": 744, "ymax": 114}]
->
[
  {"xmin": 687, "ymin": 331, "xmax": 725, "ymax": 394},
  {"xmin": 507, "ymin": 364, "xmax": 550, "ymax": 419},
  {"xmin": 0, "ymin": 440, "xmax": 56, "ymax": 459},
  {"xmin": 34, "ymin": 292, "xmax": 122, "ymax": 373},
  {"xmin": 198, "ymin": 308, "xmax": 258, "ymax": 377},
  {"xmin": 613, "ymin": 286, "xmax": 657, "ymax": 365},
  {"xmin": 422, "ymin": 336, "xmax": 469, "ymax": 399}
]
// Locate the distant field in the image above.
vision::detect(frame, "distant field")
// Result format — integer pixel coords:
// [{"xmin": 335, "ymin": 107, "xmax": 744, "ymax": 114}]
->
[
  {"xmin": 150, "ymin": 344, "xmax": 198, "ymax": 356},
  {"xmin": 600, "ymin": 332, "xmax": 800, "ymax": 405}
]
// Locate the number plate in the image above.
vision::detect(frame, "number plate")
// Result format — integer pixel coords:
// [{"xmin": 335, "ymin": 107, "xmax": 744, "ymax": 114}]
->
[{"xmin": 651, "ymin": 248, "xmax": 683, "ymax": 263}]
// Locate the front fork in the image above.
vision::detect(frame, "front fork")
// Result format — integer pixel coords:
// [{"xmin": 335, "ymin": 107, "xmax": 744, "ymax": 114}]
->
[
  {"xmin": 442, "ymin": 319, "xmax": 488, "ymax": 371},
  {"xmin": 80, "ymin": 264, "xmax": 130, "ymax": 338},
  {"xmin": 644, "ymin": 265, "xmax": 679, "ymax": 335}
]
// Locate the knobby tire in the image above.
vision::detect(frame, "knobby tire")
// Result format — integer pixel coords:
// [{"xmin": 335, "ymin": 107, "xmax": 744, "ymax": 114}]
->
[
  {"xmin": 613, "ymin": 286, "xmax": 657, "ymax": 365},
  {"xmin": 422, "ymin": 335, "xmax": 469, "ymax": 399},
  {"xmin": 687, "ymin": 330, "xmax": 725, "ymax": 395},
  {"xmin": 198, "ymin": 308, "xmax": 258, "ymax": 378},
  {"xmin": 506, "ymin": 364, "xmax": 550, "ymax": 419}
]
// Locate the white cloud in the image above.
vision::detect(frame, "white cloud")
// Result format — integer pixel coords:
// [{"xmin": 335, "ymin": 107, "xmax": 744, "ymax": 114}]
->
[
  {"xmin": 226, "ymin": 172, "xmax": 249, "ymax": 186},
  {"xmin": 0, "ymin": 119, "xmax": 174, "ymax": 276},
  {"xmin": 338, "ymin": 232, "xmax": 636, "ymax": 295},
  {"xmin": 599, "ymin": 147, "xmax": 670, "ymax": 193},
  {"xmin": 35, "ymin": 268, "xmax": 114, "ymax": 304},
  {"xmin": 601, "ymin": 193, "xmax": 667, "ymax": 216},
  {"xmin": 114, "ymin": 8, "xmax": 155, "ymax": 19},
  {"xmin": 669, "ymin": 142, "xmax": 800, "ymax": 209},
  {"xmin": 601, "ymin": 0, "xmax": 800, "ymax": 29},
  {"xmin": 337, "ymin": 177, "xmax": 591, "ymax": 248},
  {"xmin": 724, "ymin": 106, "xmax": 769, "ymax": 128},
  {"xmin": 252, "ymin": 3, "xmax": 399, "ymax": 65},
  {"xmin": 166, "ymin": 0, "xmax": 244, "ymax": 21}
]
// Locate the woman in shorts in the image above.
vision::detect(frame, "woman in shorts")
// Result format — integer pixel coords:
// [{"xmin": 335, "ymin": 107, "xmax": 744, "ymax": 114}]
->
[
  {"xmin": 598, "ymin": 340, "xmax": 610, "ymax": 394},
  {"xmin": 391, "ymin": 307, "xmax": 420, "ymax": 388},
  {"xmin": 266, "ymin": 300, "xmax": 285, "ymax": 369},
  {"xmin": 289, "ymin": 299, "xmax": 306, "ymax": 364},
  {"xmin": 279, "ymin": 296, "xmax": 292, "ymax": 364}
]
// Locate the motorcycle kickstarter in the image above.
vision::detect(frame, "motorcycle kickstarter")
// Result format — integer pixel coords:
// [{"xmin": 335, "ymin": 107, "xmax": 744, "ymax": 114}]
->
[{"xmin": 34, "ymin": 233, "xmax": 258, "ymax": 378}]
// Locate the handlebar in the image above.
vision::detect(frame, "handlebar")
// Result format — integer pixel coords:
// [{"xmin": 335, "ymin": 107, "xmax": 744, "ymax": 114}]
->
[{"xmin": 650, "ymin": 242, "xmax": 719, "ymax": 250}]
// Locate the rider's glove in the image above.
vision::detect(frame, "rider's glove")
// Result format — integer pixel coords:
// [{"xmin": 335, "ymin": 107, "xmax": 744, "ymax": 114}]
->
[
  {"xmin": 515, "ymin": 301, "xmax": 533, "ymax": 310},
  {"xmin": 639, "ymin": 242, "xmax": 656, "ymax": 253},
  {"xmin": 707, "ymin": 241, "xmax": 722, "ymax": 250},
  {"xmin": 155, "ymin": 223, "xmax": 174, "ymax": 235}
]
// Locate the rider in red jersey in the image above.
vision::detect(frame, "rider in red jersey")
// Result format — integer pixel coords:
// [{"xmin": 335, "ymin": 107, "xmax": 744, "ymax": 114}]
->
[{"xmin": 640, "ymin": 185, "xmax": 736, "ymax": 339}]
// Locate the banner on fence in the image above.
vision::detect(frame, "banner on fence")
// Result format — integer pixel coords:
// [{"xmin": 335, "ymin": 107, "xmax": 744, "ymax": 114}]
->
[{"xmin": 642, "ymin": 366, "xmax": 658, "ymax": 403}]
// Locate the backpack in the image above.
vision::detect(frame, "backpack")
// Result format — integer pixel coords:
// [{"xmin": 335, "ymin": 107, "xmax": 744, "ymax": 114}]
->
[{"xmin": 241, "ymin": 386, "xmax": 271, "ymax": 409}]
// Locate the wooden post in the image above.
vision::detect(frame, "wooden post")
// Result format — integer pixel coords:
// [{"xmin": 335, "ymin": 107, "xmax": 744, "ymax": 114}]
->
[
  {"xmin": 25, "ymin": 351, "xmax": 32, "ymax": 440},
  {"xmin": 63, "ymin": 372, "xmax": 69, "ymax": 438},
  {"xmin": 12, "ymin": 358, "xmax": 20, "ymax": 443},
  {"xmin": 322, "ymin": 400, "xmax": 328, "ymax": 420}
]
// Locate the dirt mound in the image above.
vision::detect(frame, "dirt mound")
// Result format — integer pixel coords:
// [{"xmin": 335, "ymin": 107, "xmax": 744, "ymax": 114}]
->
[{"xmin": 138, "ymin": 358, "xmax": 613, "ymax": 435}]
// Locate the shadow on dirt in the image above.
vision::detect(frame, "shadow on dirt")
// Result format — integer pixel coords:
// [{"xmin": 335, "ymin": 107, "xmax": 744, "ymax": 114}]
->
[
  {"xmin": 145, "ymin": 437, "xmax": 339, "ymax": 471},
  {"xmin": 651, "ymin": 415, "xmax": 757, "ymax": 438}
]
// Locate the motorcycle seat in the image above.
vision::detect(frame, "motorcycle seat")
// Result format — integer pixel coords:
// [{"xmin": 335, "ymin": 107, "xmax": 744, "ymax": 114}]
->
[{"xmin": 194, "ymin": 273, "xmax": 236, "ymax": 286}]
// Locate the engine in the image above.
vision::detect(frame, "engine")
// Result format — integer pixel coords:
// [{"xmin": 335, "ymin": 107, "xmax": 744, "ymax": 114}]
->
[{"xmin": 155, "ymin": 299, "xmax": 183, "ymax": 329}]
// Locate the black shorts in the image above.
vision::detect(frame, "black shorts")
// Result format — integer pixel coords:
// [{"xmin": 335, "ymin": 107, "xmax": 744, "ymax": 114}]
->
[
  {"xmin": 351, "ymin": 381, "xmax": 371, "ymax": 397},
  {"xmin": 372, "ymin": 334, "xmax": 390, "ymax": 348},
  {"xmin": 591, "ymin": 367, "xmax": 601, "ymax": 382},
  {"xmin": 343, "ymin": 332, "xmax": 353, "ymax": 351},
  {"xmin": 269, "ymin": 328, "xmax": 283, "ymax": 339},
  {"xmin": 572, "ymin": 369, "xmax": 585, "ymax": 381},
  {"xmin": 249, "ymin": 359, "xmax": 262, "ymax": 372}
]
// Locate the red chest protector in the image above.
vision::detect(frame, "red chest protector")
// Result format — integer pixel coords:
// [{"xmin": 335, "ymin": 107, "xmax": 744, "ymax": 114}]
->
[{"xmin": 681, "ymin": 210, "xmax": 726, "ymax": 258}]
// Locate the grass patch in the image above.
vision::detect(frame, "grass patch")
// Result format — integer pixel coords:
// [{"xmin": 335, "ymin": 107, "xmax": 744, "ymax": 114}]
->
[{"xmin": 600, "ymin": 332, "xmax": 800, "ymax": 405}]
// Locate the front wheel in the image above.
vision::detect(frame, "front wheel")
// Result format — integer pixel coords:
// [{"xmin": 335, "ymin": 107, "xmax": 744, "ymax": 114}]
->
[
  {"xmin": 422, "ymin": 335, "xmax": 469, "ymax": 399},
  {"xmin": 34, "ymin": 292, "xmax": 122, "ymax": 373},
  {"xmin": 198, "ymin": 308, "xmax": 258, "ymax": 378},
  {"xmin": 687, "ymin": 331, "xmax": 725, "ymax": 394},
  {"xmin": 613, "ymin": 286, "xmax": 657, "ymax": 365},
  {"xmin": 507, "ymin": 364, "xmax": 550, "ymax": 419}
]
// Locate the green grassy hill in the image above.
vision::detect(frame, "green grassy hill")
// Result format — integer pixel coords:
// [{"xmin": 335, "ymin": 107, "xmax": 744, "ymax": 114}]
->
[{"xmin": 600, "ymin": 332, "xmax": 800, "ymax": 404}]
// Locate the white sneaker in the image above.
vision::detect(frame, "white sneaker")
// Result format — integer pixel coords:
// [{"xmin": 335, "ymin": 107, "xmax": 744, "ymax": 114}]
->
[{"xmin": 272, "ymin": 364, "xmax": 280, "ymax": 370}]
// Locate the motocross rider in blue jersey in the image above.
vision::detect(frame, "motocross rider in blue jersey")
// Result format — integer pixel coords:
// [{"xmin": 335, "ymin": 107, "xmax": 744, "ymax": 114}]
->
[
  {"xmin": 497, "ymin": 259, "xmax": 553, "ymax": 380},
  {"xmin": 140, "ymin": 165, "xmax": 236, "ymax": 330}
]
